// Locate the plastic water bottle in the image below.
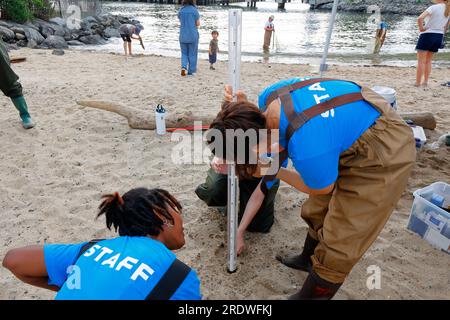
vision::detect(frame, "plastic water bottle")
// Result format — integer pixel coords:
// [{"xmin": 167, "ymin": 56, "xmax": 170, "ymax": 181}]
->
[{"xmin": 155, "ymin": 104, "xmax": 166, "ymax": 135}]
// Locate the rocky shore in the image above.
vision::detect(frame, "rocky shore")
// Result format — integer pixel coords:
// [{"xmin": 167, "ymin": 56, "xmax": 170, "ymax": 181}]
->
[
  {"xmin": 321, "ymin": 0, "xmax": 430, "ymax": 16},
  {"xmin": 0, "ymin": 14, "xmax": 141, "ymax": 50}
]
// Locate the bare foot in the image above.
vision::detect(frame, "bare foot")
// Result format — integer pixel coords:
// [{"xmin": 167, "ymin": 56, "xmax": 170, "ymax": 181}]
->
[{"xmin": 414, "ymin": 83, "xmax": 421, "ymax": 87}]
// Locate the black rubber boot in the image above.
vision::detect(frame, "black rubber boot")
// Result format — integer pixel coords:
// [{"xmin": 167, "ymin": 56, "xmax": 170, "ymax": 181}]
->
[
  {"xmin": 276, "ymin": 233, "xmax": 319, "ymax": 272},
  {"xmin": 289, "ymin": 271, "xmax": 342, "ymax": 300}
]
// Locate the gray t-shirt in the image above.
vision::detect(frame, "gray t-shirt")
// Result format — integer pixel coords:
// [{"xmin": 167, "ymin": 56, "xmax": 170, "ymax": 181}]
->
[
  {"xmin": 209, "ymin": 39, "xmax": 218, "ymax": 53},
  {"xmin": 119, "ymin": 24, "xmax": 134, "ymax": 36}
]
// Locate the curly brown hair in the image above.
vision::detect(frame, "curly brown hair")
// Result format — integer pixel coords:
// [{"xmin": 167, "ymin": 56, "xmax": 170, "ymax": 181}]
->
[{"xmin": 206, "ymin": 101, "xmax": 267, "ymax": 179}]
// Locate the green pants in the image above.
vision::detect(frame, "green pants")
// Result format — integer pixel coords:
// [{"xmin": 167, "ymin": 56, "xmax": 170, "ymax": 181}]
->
[
  {"xmin": 195, "ymin": 168, "xmax": 280, "ymax": 233},
  {"xmin": 0, "ymin": 40, "xmax": 23, "ymax": 98}
]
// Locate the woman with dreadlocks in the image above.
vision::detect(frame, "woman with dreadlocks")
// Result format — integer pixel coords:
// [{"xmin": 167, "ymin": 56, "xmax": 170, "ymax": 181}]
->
[{"xmin": 2, "ymin": 188, "xmax": 201, "ymax": 300}]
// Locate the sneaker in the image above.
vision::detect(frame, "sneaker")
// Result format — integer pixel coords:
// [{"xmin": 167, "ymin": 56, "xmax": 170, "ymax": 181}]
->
[
  {"xmin": 181, "ymin": 68, "xmax": 187, "ymax": 76},
  {"xmin": 441, "ymin": 81, "xmax": 450, "ymax": 87},
  {"xmin": 210, "ymin": 66, "xmax": 215, "ymax": 70}
]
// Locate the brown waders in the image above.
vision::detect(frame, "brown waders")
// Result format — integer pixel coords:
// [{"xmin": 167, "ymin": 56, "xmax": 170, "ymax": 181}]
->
[
  {"xmin": 263, "ymin": 30, "xmax": 273, "ymax": 51},
  {"xmin": 195, "ymin": 168, "xmax": 280, "ymax": 233},
  {"xmin": 264, "ymin": 78, "xmax": 416, "ymax": 299},
  {"xmin": 0, "ymin": 40, "xmax": 23, "ymax": 98},
  {"xmin": 0, "ymin": 40, "xmax": 35, "ymax": 129}
]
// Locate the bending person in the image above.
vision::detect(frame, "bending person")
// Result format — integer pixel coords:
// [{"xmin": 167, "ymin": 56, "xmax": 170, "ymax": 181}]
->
[
  {"xmin": 2, "ymin": 188, "xmax": 201, "ymax": 300},
  {"xmin": 207, "ymin": 78, "xmax": 416, "ymax": 300},
  {"xmin": 0, "ymin": 39, "xmax": 35, "ymax": 129},
  {"xmin": 119, "ymin": 23, "xmax": 144, "ymax": 56}
]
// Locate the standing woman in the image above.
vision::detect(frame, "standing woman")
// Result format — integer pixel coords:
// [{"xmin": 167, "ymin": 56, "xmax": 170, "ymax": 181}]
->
[
  {"xmin": 178, "ymin": 0, "xmax": 200, "ymax": 76},
  {"xmin": 415, "ymin": 0, "xmax": 450, "ymax": 87}
]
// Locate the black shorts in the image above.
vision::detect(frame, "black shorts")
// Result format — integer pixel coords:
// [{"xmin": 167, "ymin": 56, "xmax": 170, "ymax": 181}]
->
[
  {"xmin": 120, "ymin": 34, "xmax": 132, "ymax": 43},
  {"xmin": 416, "ymin": 33, "xmax": 444, "ymax": 53}
]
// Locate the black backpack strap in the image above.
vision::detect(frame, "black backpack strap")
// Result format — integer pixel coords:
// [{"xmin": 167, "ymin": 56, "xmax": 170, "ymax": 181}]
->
[
  {"xmin": 146, "ymin": 259, "xmax": 192, "ymax": 300},
  {"xmin": 75, "ymin": 239, "xmax": 105, "ymax": 262}
]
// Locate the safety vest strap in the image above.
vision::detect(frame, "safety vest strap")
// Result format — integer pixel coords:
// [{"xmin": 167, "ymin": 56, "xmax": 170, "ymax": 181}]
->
[
  {"xmin": 265, "ymin": 78, "xmax": 337, "ymax": 109},
  {"xmin": 145, "ymin": 259, "xmax": 191, "ymax": 300},
  {"xmin": 260, "ymin": 149, "xmax": 289, "ymax": 194},
  {"xmin": 75, "ymin": 239, "xmax": 105, "ymax": 262},
  {"xmin": 73, "ymin": 239, "xmax": 192, "ymax": 300},
  {"xmin": 285, "ymin": 92, "xmax": 364, "ymax": 142}
]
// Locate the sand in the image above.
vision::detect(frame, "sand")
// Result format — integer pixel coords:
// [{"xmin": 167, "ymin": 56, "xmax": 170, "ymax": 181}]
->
[{"xmin": 0, "ymin": 48, "xmax": 449, "ymax": 300}]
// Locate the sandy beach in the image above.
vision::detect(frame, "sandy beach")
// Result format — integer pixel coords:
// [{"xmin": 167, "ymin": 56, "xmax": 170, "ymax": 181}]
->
[{"xmin": 0, "ymin": 48, "xmax": 449, "ymax": 300}]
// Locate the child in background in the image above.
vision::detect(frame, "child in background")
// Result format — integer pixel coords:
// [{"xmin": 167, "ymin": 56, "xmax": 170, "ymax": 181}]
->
[{"xmin": 209, "ymin": 31, "xmax": 219, "ymax": 70}]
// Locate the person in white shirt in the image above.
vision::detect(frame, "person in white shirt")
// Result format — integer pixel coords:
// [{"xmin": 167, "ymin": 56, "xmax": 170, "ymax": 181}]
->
[
  {"xmin": 415, "ymin": 0, "xmax": 450, "ymax": 87},
  {"xmin": 263, "ymin": 15, "xmax": 275, "ymax": 51}
]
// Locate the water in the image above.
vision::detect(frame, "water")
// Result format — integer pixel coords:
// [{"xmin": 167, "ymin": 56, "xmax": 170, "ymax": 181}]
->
[{"xmin": 85, "ymin": 1, "xmax": 450, "ymax": 67}]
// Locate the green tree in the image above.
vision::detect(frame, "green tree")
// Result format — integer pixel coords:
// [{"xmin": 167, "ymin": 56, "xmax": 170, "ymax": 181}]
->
[{"xmin": 1, "ymin": 0, "xmax": 54, "ymax": 23}]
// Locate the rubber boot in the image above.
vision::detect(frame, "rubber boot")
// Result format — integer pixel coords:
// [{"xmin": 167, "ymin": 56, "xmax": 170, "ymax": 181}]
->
[
  {"xmin": 11, "ymin": 96, "xmax": 35, "ymax": 129},
  {"xmin": 276, "ymin": 233, "xmax": 319, "ymax": 272},
  {"xmin": 289, "ymin": 271, "xmax": 342, "ymax": 300}
]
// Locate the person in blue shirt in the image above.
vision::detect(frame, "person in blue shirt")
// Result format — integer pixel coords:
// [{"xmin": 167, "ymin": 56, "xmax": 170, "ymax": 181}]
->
[
  {"xmin": 207, "ymin": 78, "xmax": 415, "ymax": 299},
  {"xmin": 2, "ymin": 188, "xmax": 202, "ymax": 300},
  {"xmin": 178, "ymin": 0, "xmax": 201, "ymax": 76}
]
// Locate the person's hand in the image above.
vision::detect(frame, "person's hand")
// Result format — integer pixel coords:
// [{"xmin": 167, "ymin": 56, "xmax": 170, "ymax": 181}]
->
[
  {"xmin": 419, "ymin": 26, "xmax": 427, "ymax": 33},
  {"xmin": 224, "ymin": 85, "xmax": 248, "ymax": 104},
  {"xmin": 211, "ymin": 156, "xmax": 228, "ymax": 175},
  {"xmin": 237, "ymin": 231, "xmax": 245, "ymax": 256}
]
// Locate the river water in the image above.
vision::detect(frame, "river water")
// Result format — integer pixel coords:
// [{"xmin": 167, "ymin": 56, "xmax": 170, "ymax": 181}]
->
[{"xmin": 87, "ymin": 1, "xmax": 450, "ymax": 67}]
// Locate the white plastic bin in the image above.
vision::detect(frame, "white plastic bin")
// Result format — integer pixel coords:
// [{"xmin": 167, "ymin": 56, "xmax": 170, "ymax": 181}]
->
[
  {"xmin": 411, "ymin": 125, "xmax": 427, "ymax": 148},
  {"xmin": 407, "ymin": 182, "xmax": 450, "ymax": 254},
  {"xmin": 371, "ymin": 86, "xmax": 398, "ymax": 110}
]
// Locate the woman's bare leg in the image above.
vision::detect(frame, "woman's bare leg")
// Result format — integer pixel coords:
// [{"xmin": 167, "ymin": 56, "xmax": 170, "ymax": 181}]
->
[
  {"xmin": 128, "ymin": 42, "xmax": 132, "ymax": 56},
  {"xmin": 423, "ymin": 51, "xmax": 435, "ymax": 87},
  {"xmin": 415, "ymin": 51, "xmax": 427, "ymax": 87}
]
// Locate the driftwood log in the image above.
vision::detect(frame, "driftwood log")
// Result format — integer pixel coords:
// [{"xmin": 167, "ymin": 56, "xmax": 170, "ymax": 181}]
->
[
  {"xmin": 76, "ymin": 101, "xmax": 437, "ymax": 130},
  {"xmin": 76, "ymin": 101, "xmax": 214, "ymax": 130},
  {"xmin": 11, "ymin": 57, "xmax": 27, "ymax": 64},
  {"xmin": 399, "ymin": 112, "xmax": 437, "ymax": 130}
]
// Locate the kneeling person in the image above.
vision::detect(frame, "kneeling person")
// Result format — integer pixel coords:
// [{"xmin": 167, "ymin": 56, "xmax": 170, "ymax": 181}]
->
[{"xmin": 2, "ymin": 188, "xmax": 201, "ymax": 300}]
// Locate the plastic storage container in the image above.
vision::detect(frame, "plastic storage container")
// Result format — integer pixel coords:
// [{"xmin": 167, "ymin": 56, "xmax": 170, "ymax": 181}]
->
[
  {"xmin": 407, "ymin": 182, "xmax": 450, "ymax": 254},
  {"xmin": 411, "ymin": 125, "xmax": 427, "ymax": 148}
]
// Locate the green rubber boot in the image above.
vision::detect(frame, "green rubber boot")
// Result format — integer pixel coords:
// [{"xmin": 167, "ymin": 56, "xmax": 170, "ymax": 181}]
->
[{"xmin": 11, "ymin": 96, "xmax": 35, "ymax": 129}]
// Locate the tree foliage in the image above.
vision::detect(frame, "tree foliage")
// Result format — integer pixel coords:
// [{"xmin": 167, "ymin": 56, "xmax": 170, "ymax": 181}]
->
[{"xmin": 0, "ymin": 0, "xmax": 54, "ymax": 23}]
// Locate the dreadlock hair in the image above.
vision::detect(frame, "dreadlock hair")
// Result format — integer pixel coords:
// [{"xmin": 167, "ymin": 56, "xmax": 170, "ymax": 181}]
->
[
  {"xmin": 206, "ymin": 100, "xmax": 267, "ymax": 180},
  {"xmin": 97, "ymin": 188, "xmax": 182, "ymax": 237}
]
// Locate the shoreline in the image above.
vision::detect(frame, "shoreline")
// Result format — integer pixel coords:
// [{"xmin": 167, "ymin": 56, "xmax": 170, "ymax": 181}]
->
[
  {"xmin": 73, "ymin": 46, "xmax": 450, "ymax": 69},
  {"xmin": 0, "ymin": 48, "xmax": 449, "ymax": 300}
]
